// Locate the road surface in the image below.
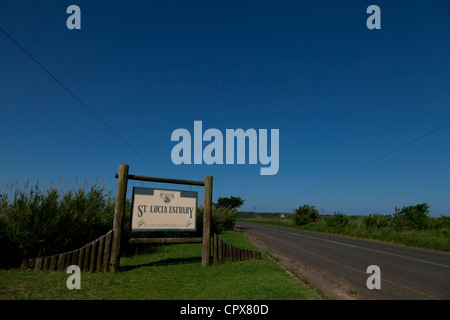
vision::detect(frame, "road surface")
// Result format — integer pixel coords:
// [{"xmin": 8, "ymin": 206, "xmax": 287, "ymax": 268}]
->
[{"xmin": 237, "ymin": 221, "xmax": 450, "ymax": 300}]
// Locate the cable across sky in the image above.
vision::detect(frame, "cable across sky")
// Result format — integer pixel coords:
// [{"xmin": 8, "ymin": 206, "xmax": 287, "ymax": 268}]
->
[{"xmin": 0, "ymin": 26, "xmax": 165, "ymax": 178}]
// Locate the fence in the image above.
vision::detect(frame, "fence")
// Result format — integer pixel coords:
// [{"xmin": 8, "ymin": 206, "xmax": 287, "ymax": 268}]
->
[
  {"xmin": 21, "ymin": 230, "xmax": 114, "ymax": 273},
  {"xmin": 21, "ymin": 231, "xmax": 262, "ymax": 272},
  {"xmin": 213, "ymin": 234, "xmax": 262, "ymax": 264}
]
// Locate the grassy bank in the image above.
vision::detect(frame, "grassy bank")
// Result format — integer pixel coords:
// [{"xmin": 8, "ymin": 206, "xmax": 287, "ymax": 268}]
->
[
  {"xmin": 0, "ymin": 231, "xmax": 320, "ymax": 300},
  {"xmin": 238, "ymin": 217, "xmax": 450, "ymax": 252}
]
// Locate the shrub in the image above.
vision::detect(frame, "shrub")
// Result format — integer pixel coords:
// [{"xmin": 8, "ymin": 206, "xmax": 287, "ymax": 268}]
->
[
  {"xmin": 216, "ymin": 196, "xmax": 244, "ymax": 210},
  {"xmin": 197, "ymin": 205, "xmax": 238, "ymax": 235},
  {"xmin": 325, "ymin": 212, "xmax": 350, "ymax": 229},
  {"xmin": 363, "ymin": 213, "xmax": 390, "ymax": 231},
  {"xmin": 212, "ymin": 206, "xmax": 239, "ymax": 233},
  {"xmin": 428, "ymin": 215, "xmax": 450, "ymax": 231},
  {"xmin": 0, "ymin": 181, "xmax": 115, "ymax": 268},
  {"xmin": 393, "ymin": 203, "xmax": 430, "ymax": 230},
  {"xmin": 293, "ymin": 204, "xmax": 320, "ymax": 226}
]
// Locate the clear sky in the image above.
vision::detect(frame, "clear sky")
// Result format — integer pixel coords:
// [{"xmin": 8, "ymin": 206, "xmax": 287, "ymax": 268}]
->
[{"xmin": 1, "ymin": 1, "xmax": 449, "ymax": 216}]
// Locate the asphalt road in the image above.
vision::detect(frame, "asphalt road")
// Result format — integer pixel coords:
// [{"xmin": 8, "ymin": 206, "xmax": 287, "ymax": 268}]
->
[{"xmin": 237, "ymin": 221, "xmax": 450, "ymax": 300}]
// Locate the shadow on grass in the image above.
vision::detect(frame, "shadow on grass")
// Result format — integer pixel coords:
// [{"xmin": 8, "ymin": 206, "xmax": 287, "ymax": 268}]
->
[{"xmin": 119, "ymin": 256, "xmax": 202, "ymax": 272}]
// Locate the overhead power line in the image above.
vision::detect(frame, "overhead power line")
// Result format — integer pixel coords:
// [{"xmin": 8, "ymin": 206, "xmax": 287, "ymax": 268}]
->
[
  {"xmin": 308, "ymin": 134, "xmax": 450, "ymax": 196},
  {"xmin": 0, "ymin": 26, "xmax": 165, "ymax": 177},
  {"xmin": 286, "ymin": 121, "xmax": 450, "ymax": 201}
]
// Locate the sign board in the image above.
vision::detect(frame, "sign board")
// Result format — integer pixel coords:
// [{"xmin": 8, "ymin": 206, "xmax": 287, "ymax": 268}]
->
[{"xmin": 130, "ymin": 187, "xmax": 198, "ymax": 232}]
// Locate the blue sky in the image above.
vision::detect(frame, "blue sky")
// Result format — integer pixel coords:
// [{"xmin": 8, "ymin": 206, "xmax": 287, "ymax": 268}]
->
[{"xmin": 1, "ymin": 1, "xmax": 449, "ymax": 216}]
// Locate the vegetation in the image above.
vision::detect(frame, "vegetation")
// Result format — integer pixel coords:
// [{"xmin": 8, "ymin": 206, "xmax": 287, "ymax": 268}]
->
[
  {"xmin": 239, "ymin": 203, "xmax": 450, "ymax": 252},
  {"xmin": 325, "ymin": 212, "xmax": 350, "ymax": 229},
  {"xmin": 0, "ymin": 231, "xmax": 320, "ymax": 300},
  {"xmin": 215, "ymin": 196, "xmax": 244, "ymax": 210},
  {"xmin": 0, "ymin": 180, "xmax": 115, "ymax": 268},
  {"xmin": 392, "ymin": 203, "xmax": 430, "ymax": 230},
  {"xmin": 293, "ymin": 204, "xmax": 320, "ymax": 226},
  {"xmin": 0, "ymin": 180, "xmax": 239, "ymax": 269}
]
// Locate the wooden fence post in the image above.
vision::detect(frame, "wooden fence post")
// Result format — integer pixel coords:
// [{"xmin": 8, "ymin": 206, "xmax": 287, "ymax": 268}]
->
[
  {"xmin": 34, "ymin": 258, "xmax": 43, "ymax": 271},
  {"xmin": 78, "ymin": 246, "xmax": 85, "ymax": 269},
  {"xmin": 43, "ymin": 257, "xmax": 50, "ymax": 271},
  {"xmin": 202, "ymin": 176, "xmax": 213, "ymax": 267},
  {"xmin": 83, "ymin": 244, "xmax": 91, "ymax": 272},
  {"xmin": 65, "ymin": 252, "xmax": 73, "ymax": 270},
  {"xmin": 89, "ymin": 239, "xmax": 98, "ymax": 272},
  {"xmin": 103, "ymin": 230, "xmax": 113, "ymax": 272},
  {"xmin": 57, "ymin": 254, "xmax": 65, "ymax": 272},
  {"xmin": 96, "ymin": 235, "xmax": 105, "ymax": 272},
  {"xmin": 71, "ymin": 250, "xmax": 79, "ymax": 266},
  {"xmin": 218, "ymin": 237, "xmax": 223, "ymax": 264},
  {"xmin": 213, "ymin": 234, "xmax": 218, "ymax": 263},
  {"xmin": 49, "ymin": 255, "xmax": 57, "ymax": 271},
  {"xmin": 110, "ymin": 164, "xmax": 129, "ymax": 273},
  {"xmin": 28, "ymin": 258, "xmax": 35, "ymax": 270}
]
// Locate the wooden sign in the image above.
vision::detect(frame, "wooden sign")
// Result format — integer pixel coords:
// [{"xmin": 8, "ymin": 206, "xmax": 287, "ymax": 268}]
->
[{"xmin": 130, "ymin": 187, "xmax": 198, "ymax": 232}]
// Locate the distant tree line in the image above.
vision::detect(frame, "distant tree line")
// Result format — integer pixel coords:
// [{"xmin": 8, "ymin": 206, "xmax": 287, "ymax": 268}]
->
[{"xmin": 293, "ymin": 203, "xmax": 449, "ymax": 231}]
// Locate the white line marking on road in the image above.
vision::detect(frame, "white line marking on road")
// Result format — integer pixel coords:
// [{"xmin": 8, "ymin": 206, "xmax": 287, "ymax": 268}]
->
[
  {"xmin": 246, "ymin": 223, "xmax": 450, "ymax": 269},
  {"xmin": 284, "ymin": 231, "xmax": 450, "ymax": 269}
]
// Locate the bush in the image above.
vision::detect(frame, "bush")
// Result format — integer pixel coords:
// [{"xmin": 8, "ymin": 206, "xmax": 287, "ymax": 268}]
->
[
  {"xmin": 393, "ymin": 203, "xmax": 430, "ymax": 230},
  {"xmin": 216, "ymin": 196, "xmax": 244, "ymax": 210},
  {"xmin": 363, "ymin": 214, "xmax": 390, "ymax": 231},
  {"xmin": 197, "ymin": 205, "xmax": 238, "ymax": 235},
  {"xmin": 428, "ymin": 215, "xmax": 450, "ymax": 231},
  {"xmin": 0, "ymin": 181, "xmax": 115, "ymax": 268},
  {"xmin": 293, "ymin": 204, "xmax": 320, "ymax": 226},
  {"xmin": 325, "ymin": 212, "xmax": 350, "ymax": 229}
]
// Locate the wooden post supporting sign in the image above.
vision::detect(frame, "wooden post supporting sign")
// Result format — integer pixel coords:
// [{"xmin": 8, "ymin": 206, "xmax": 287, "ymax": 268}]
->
[
  {"xmin": 202, "ymin": 175, "xmax": 213, "ymax": 267},
  {"xmin": 109, "ymin": 164, "xmax": 129, "ymax": 273}
]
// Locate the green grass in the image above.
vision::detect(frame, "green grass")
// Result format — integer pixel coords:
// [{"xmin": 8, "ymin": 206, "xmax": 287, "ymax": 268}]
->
[{"xmin": 0, "ymin": 231, "xmax": 320, "ymax": 300}]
